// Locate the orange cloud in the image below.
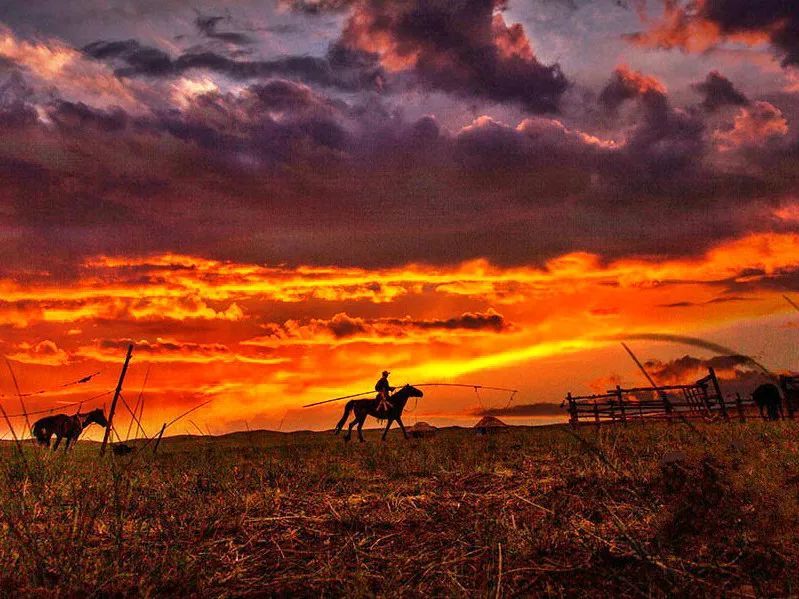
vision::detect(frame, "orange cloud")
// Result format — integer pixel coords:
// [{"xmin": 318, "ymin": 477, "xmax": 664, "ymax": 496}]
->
[
  {"xmin": 626, "ymin": 2, "xmax": 771, "ymax": 54},
  {"xmin": 244, "ymin": 309, "xmax": 508, "ymax": 348},
  {"xmin": 7, "ymin": 340, "xmax": 70, "ymax": 366},
  {"xmin": 0, "ymin": 26, "xmax": 140, "ymax": 111},
  {"xmin": 714, "ymin": 101, "xmax": 789, "ymax": 151},
  {"xmin": 4, "ymin": 232, "xmax": 799, "ymax": 433},
  {"xmin": 75, "ymin": 338, "xmax": 289, "ymax": 365}
]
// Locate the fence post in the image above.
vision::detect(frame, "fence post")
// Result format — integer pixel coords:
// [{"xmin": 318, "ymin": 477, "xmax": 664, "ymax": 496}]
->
[
  {"xmin": 708, "ymin": 367, "xmax": 728, "ymax": 420},
  {"xmin": 153, "ymin": 423, "xmax": 166, "ymax": 454},
  {"xmin": 100, "ymin": 344, "xmax": 133, "ymax": 455},
  {"xmin": 734, "ymin": 393, "xmax": 746, "ymax": 423},
  {"xmin": 779, "ymin": 375, "xmax": 796, "ymax": 419},
  {"xmin": 566, "ymin": 393, "xmax": 578, "ymax": 427},
  {"xmin": 593, "ymin": 400, "xmax": 600, "ymax": 427},
  {"xmin": 616, "ymin": 385, "xmax": 627, "ymax": 425}
]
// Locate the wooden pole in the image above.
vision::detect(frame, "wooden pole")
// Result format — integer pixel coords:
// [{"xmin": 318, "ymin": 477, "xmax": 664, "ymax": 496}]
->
[
  {"xmin": 100, "ymin": 344, "xmax": 133, "ymax": 455},
  {"xmin": 621, "ymin": 343, "xmax": 673, "ymax": 414},
  {"xmin": 135, "ymin": 395, "xmax": 147, "ymax": 439},
  {"xmin": 734, "ymin": 392, "xmax": 746, "ymax": 423},
  {"xmin": 708, "ymin": 367, "xmax": 728, "ymax": 420},
  {"xmin": 153, "ymin": 423, "xmax": 166, "ymax": 454},
  {"xmin": 616, "ymin": 385, "xmax": 627, "ymax": 425},
  {"xmin": 566, "ymin": 393, "xmax": 577, "ymax": 427}
]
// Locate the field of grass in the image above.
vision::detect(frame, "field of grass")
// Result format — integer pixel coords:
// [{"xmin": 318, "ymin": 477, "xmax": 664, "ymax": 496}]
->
[{"xmin": 1, "ymin": 421, "xmax": 798, "ymax": 597}]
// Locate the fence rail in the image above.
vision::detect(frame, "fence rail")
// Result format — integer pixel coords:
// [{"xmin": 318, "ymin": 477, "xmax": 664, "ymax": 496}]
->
[{"xmin": 563, "ymin": 367, "xmax": 769, "ymax": 426}]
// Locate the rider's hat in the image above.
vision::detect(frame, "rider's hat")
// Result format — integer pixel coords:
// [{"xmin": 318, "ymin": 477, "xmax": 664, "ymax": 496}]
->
[{"xmin": 382, "ymin": 370, "xmax": 390, "ymax": 376}]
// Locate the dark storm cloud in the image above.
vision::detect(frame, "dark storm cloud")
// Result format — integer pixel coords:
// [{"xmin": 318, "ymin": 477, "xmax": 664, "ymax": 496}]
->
[
  {"xmin": 692, "ymin": 71, "xmax": 749, "ymax": 112},
  {"xmin": 0, "ymin": 72, "xmax": 37, "ymax": 127},
  {"xmin": 599, "ymin": 65, "xmax": 666, "ymax": 113},
  {"xmin": 597, "ymin": 66, "xmax": 706, "ymax": 184},
  {"xmin": 98, "ymin": 337, "xmax": 232, "ymax": 355},
  {"xmin": 336, "ymin": 0, "xmax": 568, "ymax": 112},
  {"xmin": 49, "ymin": 100, "xmax": 129, "ymax": 132},
  {"xmin": 82, "ymin": 39, "xmax": 384, "ymax": 92},
  {"xmin": 387, "ymin": 310, "xmax": 508, "ymax": 332},
  {"xmin": 193, "ymin": 13, "xmax": 254, "ymax": 47},
  {"xmin": 642, "ymin": 354, "xmax": 773, "ymax": 396},
  {"xmin": 260, "ymin": 310, "xmax": 509, "ymax": 342},
  {"xmin": 629, "ymin": 0, "xmax": 799, "ymax": 67},
  {"xmin": 0, "ymin": 32, "xmax": 797, "ymax": 273},
  {"xmin": 618, "ymin": 334, "xmax": 773, "ymax": 376},
  {"xmin": 280, "ymin": 0, "xmax": 354, "ymax": 14},
  {"xmin": 644, "ymin": 354, "xmax": 752, "ymax": 382},
  {"xmin": 659, "ymin": 295, "xmax": 752, "ymax": 308},
  {"xmin": 701, "ymin": 0, "xmax": 799, "ymax": 67},
  {"xmin": 83, "ymin": 40, "xmax": 174, "ymax": 76},
  {"xmin": 475, "ymin": 403, "xmax": 563, "ymax": 417}
]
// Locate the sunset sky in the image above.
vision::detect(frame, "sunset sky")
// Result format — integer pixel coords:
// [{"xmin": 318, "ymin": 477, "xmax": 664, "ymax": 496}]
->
[{"xmin": 1, "ymin": 0, "xmax": 799, "ymax": 437}]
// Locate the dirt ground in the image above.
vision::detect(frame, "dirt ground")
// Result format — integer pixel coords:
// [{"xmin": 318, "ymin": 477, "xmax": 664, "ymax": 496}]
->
[{"xmin": 1, "ymin": 421, "xmax": 798, "ymax": 597}]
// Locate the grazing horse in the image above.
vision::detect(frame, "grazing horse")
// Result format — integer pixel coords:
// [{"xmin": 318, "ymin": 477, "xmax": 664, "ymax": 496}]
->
[
  {"xmin": 334, "ymin": 385, "xmax": 423, "ymax": 442},
  {"xmin": 753, "ymin": 383, "xmax": 783, "ymax": 421},
  {"xmin": 31, "ymin": 408, "xmax": 108, "ymax": 451}
]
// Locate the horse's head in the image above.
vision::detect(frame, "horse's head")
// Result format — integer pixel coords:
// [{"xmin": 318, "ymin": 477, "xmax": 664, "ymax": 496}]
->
[
  {"xmin": 85, "ymin": 408, "xmax": 109, "ymax": 427},
  {"xmin": 402, "ymin": 384, "xmax": 424, "ymax": 398}
]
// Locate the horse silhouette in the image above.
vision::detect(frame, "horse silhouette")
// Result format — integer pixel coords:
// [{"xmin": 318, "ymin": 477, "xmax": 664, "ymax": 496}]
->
[
  {"xmin": 334, "ymin": 384, "xmax": 423, "ymax": 442},
  {"xmin": 32, "ymin": 408, "xmax": 109, "ymax": 451},
  {"xmin": 752, "ymin": 383, "xmax": 783, "ymax": 420}
]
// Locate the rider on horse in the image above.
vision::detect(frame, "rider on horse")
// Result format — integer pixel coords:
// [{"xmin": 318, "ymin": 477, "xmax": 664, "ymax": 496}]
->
[{"xmin": 375, "ymin": 370, "xmax": 395, "ymax": 413}]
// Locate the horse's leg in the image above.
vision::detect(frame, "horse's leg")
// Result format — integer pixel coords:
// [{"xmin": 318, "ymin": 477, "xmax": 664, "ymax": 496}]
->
[
  {"xmin": 357, "ymin": 416, "xmax": 366, "ymax": 443},
  {"xmin": 382, "ymin": 418, "xmax": 393, "ymax": 441},
  {"xmin": 52, "ymin": 435, "xmax": 62, "ymax": 451},
  {"xmin": 64, "ymin": 436, "xmax": 73, "ymax": 451},
  {"xmin": 345, "ymin": 412, "xmax": 358, "ymax": 442},
  {"xmin": 396, "ymin": 417, "xmax": 409, "ymax": 440},
  {"xmin": 335, "ymin": 401, "xmax": 354, "ymax": 435}
]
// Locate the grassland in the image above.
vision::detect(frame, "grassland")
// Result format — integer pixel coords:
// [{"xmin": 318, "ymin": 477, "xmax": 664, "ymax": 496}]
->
[{"xmin": 0, "ymin": 421, "xmax": 798, "ymax": 597}]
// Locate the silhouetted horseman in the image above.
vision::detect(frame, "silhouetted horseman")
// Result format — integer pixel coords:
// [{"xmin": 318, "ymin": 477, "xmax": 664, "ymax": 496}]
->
[
  {"xmin": 335, "ymin": 384, "xmax": 424, "ymax": 442},
  {"xmin": 375, "ymin": 370, "xmax": 395, "ymax": 414}
]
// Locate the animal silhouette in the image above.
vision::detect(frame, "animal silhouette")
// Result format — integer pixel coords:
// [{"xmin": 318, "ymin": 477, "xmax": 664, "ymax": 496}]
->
[
  {"xmin": 752, "ymin": 383, "xmax": 783, "ymax": 420},
  {"xmin": 32, "ymin": 408, "xmax": 109, "ymax": 451},
  {"xmin": 334, "ymin": 384, "xmax": 423, "ymax": 442}
]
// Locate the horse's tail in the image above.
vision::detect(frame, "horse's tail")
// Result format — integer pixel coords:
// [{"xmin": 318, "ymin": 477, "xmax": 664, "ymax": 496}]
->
[{"xmin": 334, "ymin": 400, "xmax": 354, "ymax": 435}]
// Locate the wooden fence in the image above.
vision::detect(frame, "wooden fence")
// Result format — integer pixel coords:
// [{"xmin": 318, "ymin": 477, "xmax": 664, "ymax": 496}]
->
[{"xmin": 564, "ymin": 367, "xmax": 764, "ymax": 426}]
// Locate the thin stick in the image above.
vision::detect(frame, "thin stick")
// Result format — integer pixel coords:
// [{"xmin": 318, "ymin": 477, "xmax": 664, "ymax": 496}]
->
[
  {"xmin": 303, "ymin": 382, "xmax": 518, "ymax": 408},
  {"xmin": 135, "ymin": 395, "xmax": 146, "ymax": 439},
  {"xmin": 413, "ymin": 383, "xmax": 518, "ymax": 393},
  {"xmin": 125, "ymin": 366, "xmax": 149, "ymax": 441},
  {"xmin": 188, "ymin": 419, "xmax": 205, "ymax": 436},
  {"xmin": 621, "ymin": 343, "xmax": 706, "ymax": 440},
  {"xmin": 152, "ymin": 423, "xmax": 166, "ymax": 454},
  {"xmin": 165, "ymin": 399, "xmax": 213, "ymax": 429},
  {"xmin": 0, "ymin": 402, "xmax": 25, "ymax": 459},
  {"xmin": 1, "ymin": 390, "xmax": 112, "ymax": 418},
  {"xmin": 5, "ymin": 359, "xmax": 31, "ymax": 440},
  {"xmin": 495, "ymin": 543, "xmax": 503, "ymax": 599},
  {"xmin": 118, "ymin": 392, "xmax": 148, "ymax": 440},
  {"xmin": 303, "ymin": 390, "xmax": 375, "ymax": 408},
  {"xmin": 620, "ymin": 343, "xmax": 660, "ymax": 390},
  {"xmin": 130, "ymin": 399, "xmax": 214, "ymax": 456}
]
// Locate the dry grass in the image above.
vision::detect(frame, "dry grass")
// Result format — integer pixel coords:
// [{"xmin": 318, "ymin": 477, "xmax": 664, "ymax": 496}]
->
[{"xmin": 1, "ymin": 421, "xmax": 798, "ymax": 597}]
